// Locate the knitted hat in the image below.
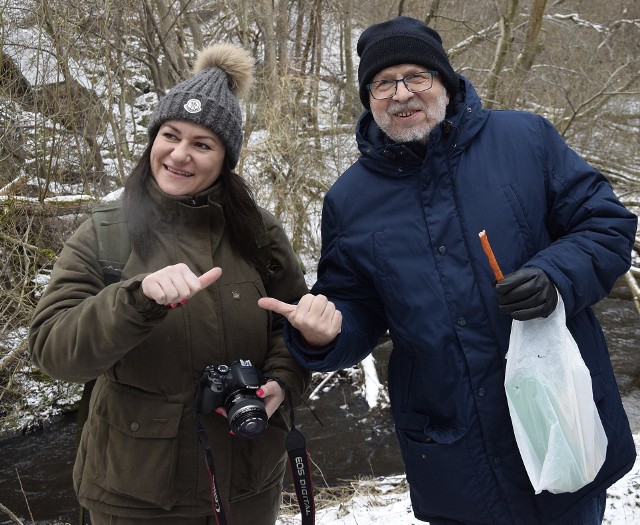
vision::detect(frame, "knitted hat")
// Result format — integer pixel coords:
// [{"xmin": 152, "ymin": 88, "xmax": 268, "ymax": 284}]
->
[
  {"xmin": 357, "ymin": 16, "xmax": 458, "ymax": 109},
  {"xmin": 148, "ymin": 43, "xmax": 254, "ymax": 169}
]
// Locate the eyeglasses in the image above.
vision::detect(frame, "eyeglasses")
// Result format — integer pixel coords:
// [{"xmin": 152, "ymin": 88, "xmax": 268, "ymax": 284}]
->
[{"xmin": 367, "ymin": 71, "xmax": 439, "ymax": 100}]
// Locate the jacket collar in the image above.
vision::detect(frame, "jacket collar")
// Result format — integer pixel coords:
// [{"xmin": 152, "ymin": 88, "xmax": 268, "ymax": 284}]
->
[{"xmin": 146, "ymin": 176, "xmax": 224, "ymax": 209}]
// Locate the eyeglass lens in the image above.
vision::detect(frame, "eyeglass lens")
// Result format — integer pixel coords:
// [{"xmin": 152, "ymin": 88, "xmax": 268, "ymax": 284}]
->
[{"xmin": 369, "ymin": 72, "xmax": 434, "ymax": 99}]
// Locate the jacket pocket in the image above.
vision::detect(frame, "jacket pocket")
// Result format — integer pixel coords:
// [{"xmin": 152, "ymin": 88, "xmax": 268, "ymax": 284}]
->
[
  {"xmin": 228, "ymin": 410, "xmax": 288, "ymax": 502},
  {"xmin": 501, "ymin": 184, "xmax": 536, "ymax": 261},
  {"xmin": 217, "ymin": 280, "xmax": 270, "ymax": 364},
  {"xmin": 397, "ymin": 421, "xmax": 491, "ymax": 522},
  {"xmin": 87, "ymin": 382, "xmax": 184, "ymax": 509}
]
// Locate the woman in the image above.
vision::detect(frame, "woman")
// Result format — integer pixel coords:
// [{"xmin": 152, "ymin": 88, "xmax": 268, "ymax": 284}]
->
[{"xmin": 29, "ymin": 43, "xmax": 309, "ymax": 524}]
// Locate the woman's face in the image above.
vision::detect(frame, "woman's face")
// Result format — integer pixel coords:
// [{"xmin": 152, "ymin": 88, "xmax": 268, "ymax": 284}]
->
[{"xmin": 150, "ymin": 120, "xmax": 226, "ymax": 196}]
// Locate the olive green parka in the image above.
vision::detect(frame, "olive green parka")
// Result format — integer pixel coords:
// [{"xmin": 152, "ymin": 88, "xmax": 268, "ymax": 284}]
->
[{"xmin": 29, "ymin": 179, "xmax": 310, "ymax": 518}]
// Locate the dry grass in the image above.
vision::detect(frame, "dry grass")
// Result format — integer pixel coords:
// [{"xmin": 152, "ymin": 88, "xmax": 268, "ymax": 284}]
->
[{"xmin": 279, "ymin": 475, "xmax": 408, "ymax": 518}]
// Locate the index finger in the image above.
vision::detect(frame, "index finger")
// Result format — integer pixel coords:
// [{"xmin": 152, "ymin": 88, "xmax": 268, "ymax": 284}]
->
[
  {"xmin": 258, "ymin": 297, "xmax": 296, "ymax": 316},
  {"xmin": 198, "ymin": 267, "xmax": 222, "ymax": 289}
]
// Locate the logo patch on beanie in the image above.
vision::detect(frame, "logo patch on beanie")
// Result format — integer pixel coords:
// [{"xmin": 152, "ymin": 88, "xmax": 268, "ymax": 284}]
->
[{"xmin": 184, "ymin": 99, "xmax": 202, "ymax": 114}]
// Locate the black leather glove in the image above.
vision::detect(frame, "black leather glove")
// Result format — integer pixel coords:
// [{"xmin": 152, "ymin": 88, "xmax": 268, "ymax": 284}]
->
[{"xmin": 494, "ymin": 267, "xmax": 558, "ymax": 321}]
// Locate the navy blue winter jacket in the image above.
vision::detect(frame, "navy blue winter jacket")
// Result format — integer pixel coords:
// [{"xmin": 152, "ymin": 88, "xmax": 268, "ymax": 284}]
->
[{"xmin": 285, "ymin": 77, "xmax": 637, "ymax": 524}]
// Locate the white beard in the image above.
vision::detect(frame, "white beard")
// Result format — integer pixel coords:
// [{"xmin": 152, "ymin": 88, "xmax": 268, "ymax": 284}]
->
[{"xmin": 372, "ymin": 89, "xmax": 449, "ymax": 143}]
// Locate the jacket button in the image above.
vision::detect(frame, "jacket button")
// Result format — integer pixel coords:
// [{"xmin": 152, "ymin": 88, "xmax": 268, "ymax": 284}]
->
[
  {"xmin": 457, "ymin": 317, "xmax": 466, "ymax": 326},
  {"xmin": 478, "ymin": 387, "xmax": 486, "ymax": 397},
  {"xmin": 438, "ymin": 245, "xmax": 447, "ymax": 255},
  {"xmin": 130, "ymin": 421, "xmax": 140, "ymax": 432}
]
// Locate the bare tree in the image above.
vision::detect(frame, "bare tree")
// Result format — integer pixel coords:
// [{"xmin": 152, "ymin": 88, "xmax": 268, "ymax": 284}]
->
[
  {"xmin": 1, "ymin": 0, "xmax": 638, "ymax": 434},
  {"xmin": 485, "ymin": 0, "xmax": 520, "ymax": 109},
  {"xmin": 503, "ymin": 0, "xmax": 548, "ymax": 107}
]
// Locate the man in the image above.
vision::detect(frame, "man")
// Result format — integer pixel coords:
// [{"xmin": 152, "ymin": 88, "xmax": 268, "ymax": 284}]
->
[{"xmin": 259, "ymin": 16, "xmax": 637, "ymax": 525}]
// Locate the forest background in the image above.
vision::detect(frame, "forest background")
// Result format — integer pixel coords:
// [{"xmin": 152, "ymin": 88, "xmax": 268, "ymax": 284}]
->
[{"xmin": 0, "ymin": 0, "xmax": 639, "ymax": 437}]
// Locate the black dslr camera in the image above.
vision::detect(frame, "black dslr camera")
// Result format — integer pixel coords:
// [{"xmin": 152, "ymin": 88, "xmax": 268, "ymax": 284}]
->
[{"xmin": 196, "ymin": 359, "xmax": 268, "ymax": 439}]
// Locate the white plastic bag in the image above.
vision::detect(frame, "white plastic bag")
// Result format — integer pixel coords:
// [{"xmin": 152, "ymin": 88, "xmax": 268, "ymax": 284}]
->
[{"xmin": 504, "ymin": 293, "xmax": 608, "ymax": 494}]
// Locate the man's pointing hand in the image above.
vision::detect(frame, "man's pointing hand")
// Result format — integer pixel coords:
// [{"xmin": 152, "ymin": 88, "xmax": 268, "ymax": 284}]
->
[{"xmin": 258, "ymin": 294, "xmax": 342, "ymax": 347}]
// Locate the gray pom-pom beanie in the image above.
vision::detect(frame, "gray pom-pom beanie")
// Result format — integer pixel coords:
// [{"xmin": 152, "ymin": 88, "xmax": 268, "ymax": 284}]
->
[
  {"xmin": 357, "ymin": 17, "xmax": 458, "ymax": 109},
  {"xmin": 148, "ymin": 43, "xmax": 254, "ymax": 169}
]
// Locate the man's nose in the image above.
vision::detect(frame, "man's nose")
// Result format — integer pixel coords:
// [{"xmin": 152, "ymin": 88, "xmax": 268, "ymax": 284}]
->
[{"xmin": 392, "ymin": 80, "xmax": 414, "ymax": 102}]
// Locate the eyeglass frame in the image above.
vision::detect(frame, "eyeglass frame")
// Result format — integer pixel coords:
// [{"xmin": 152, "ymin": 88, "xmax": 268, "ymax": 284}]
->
[{"xmin": 366, "ymin": 70, "xmax": 440, "ymax": 100}]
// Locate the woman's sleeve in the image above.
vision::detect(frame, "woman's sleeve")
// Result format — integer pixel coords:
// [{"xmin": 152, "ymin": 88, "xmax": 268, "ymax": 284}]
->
[{"xmin": 28, "ymin": 218, "xmax": 166, "ymax": 383}]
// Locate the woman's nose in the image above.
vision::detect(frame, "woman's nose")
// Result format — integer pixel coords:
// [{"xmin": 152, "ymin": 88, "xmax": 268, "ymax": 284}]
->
[{"xmin": 171, "ymin": 141, "xmax": 191, "ymax": 162}]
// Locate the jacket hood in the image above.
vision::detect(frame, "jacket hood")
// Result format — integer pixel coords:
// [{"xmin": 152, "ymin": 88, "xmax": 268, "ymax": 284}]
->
[{"xmin": 355, "ymin": 76, "xmax": 488, "ymax": 176}]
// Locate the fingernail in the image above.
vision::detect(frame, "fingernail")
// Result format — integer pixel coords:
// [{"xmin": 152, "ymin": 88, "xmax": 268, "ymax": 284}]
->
[
  {"xmin": 181, "ymin": 299, "xmax": 188, "ymax": 305},
  {"xmin": 257, "ymin": 389, "xmax": 264, "ymax": 397},
  {"xmin": 229, "ymin": 430, "xmax": 236, "ymax": 436},
  {"xmin": 214, "ymin": 408, "xmax": 223, "ymax": 415},
  {"xmin": 170, "ymin": 303, "xmax": 178, "ymax": 309}
]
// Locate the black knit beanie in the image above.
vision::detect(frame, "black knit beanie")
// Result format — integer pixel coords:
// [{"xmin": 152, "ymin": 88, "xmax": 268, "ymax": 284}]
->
[
  {"xmin": 148, "ymin": 43, "xmax": 254, "ymax": 169},
  {"xmin": 357, "ymin": 16, "xmax": 458, "ymax": 109}
]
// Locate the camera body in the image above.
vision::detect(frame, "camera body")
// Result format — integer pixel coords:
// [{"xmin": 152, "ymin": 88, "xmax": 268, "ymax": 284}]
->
[{"xmin": 196, "ymin": 359, "xmax": 268, "ymax": 439}]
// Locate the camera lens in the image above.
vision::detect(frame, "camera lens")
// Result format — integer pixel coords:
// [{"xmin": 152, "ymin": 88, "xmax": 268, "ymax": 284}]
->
[{"xmin": 226, "ymin": 395, "xmax": 268, "ymax": 439}]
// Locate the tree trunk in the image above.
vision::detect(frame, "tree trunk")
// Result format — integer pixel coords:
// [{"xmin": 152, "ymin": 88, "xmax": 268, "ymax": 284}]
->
[
  {"xmin": 341, "ymin": 0, "xmax": 360, "ymax": 120},
  {"xmin": 504, "ymin": 0, "xmax": 548, "ymax": 108},
  {"xmin": 425, "ymin": 0, "xmax": 442, "ymax": 26},
  {"xmin": 485, "ymin": 0, "xmax": 519, "ymax": 109}
]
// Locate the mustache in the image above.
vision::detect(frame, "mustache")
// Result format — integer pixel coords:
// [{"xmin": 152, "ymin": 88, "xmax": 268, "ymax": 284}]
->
[{"xmin": 386, "ymin": 100, "xmax": 428, "ymax": 114}]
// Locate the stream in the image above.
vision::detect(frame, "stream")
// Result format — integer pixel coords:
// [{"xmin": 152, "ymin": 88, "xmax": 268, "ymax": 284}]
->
[{"xmin": 1, "ymin": 281, "xmax": 638, "ymax": 524}]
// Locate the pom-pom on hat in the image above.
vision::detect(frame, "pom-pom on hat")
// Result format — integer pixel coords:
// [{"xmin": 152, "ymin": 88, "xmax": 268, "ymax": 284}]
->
[
  {"xmin": 357, "ymin": 16, "xmax": 458, "ymax": 109},
  {"xmin": 148, "ymin": 43, "xmax": 254, "ymax": 169}
]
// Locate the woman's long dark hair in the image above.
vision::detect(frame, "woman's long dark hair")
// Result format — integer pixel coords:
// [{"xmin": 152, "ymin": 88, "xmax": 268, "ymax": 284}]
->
[{"xmin": 123, "ymin": 144, "xmax": 267, "ymax": 279}]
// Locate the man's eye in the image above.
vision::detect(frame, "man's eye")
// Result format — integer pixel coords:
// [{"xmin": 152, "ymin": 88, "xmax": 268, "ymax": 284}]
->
[
  {"xmin": 407, "ymin": 74, "xmax": 428, "ymax": 84},
  {"xmin": 376, "ymin": 81, "xmax": 395, "ymax": 91}
]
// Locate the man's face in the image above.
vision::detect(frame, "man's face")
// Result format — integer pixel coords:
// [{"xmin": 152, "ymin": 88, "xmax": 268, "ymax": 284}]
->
[{"xmin": 369, "ymin": 64, "xmax": 450, "ymax": 144}]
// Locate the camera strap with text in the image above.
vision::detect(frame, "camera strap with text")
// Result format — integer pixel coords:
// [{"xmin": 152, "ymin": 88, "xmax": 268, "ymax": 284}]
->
[
  {"xmin": 268, "ymin": 376, "xmax": 316, "ymax": 525},
  {"xmin": 195, "ymin": 375, "xmax": 316, "ymax": 525}
]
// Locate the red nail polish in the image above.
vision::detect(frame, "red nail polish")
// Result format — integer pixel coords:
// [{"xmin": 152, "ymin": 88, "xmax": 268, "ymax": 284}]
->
[{"xmin": 257, "ymin": 388, "xmax": 264, "ymax": 397}]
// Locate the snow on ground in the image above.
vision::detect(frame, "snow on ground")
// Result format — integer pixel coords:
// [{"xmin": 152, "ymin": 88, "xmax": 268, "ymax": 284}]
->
[{"xmin": 277, "ymin": 435, "xmax": 640, "ymax": 525}]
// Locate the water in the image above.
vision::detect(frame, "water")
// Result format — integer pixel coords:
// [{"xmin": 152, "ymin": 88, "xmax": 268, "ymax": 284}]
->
[
  {"xmin": 1, "ymin": 284, "xmax": 638, "ymax": 524},
  {"xmin": 0, "ymin": 413, "xmax": 78, "ymax": 524}
]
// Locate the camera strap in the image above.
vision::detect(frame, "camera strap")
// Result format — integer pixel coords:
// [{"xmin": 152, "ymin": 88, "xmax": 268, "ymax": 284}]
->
[
  {"xmin": 195, "ymin": 375, "xmax": 316, "ymax": 525},
  {"xmin": 267, "ymin": 376, "xmax": 316, "ymax": 525},
  {"xmin": 195, "ymin": 415, "xmax": 228, "ymax": 525}
]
